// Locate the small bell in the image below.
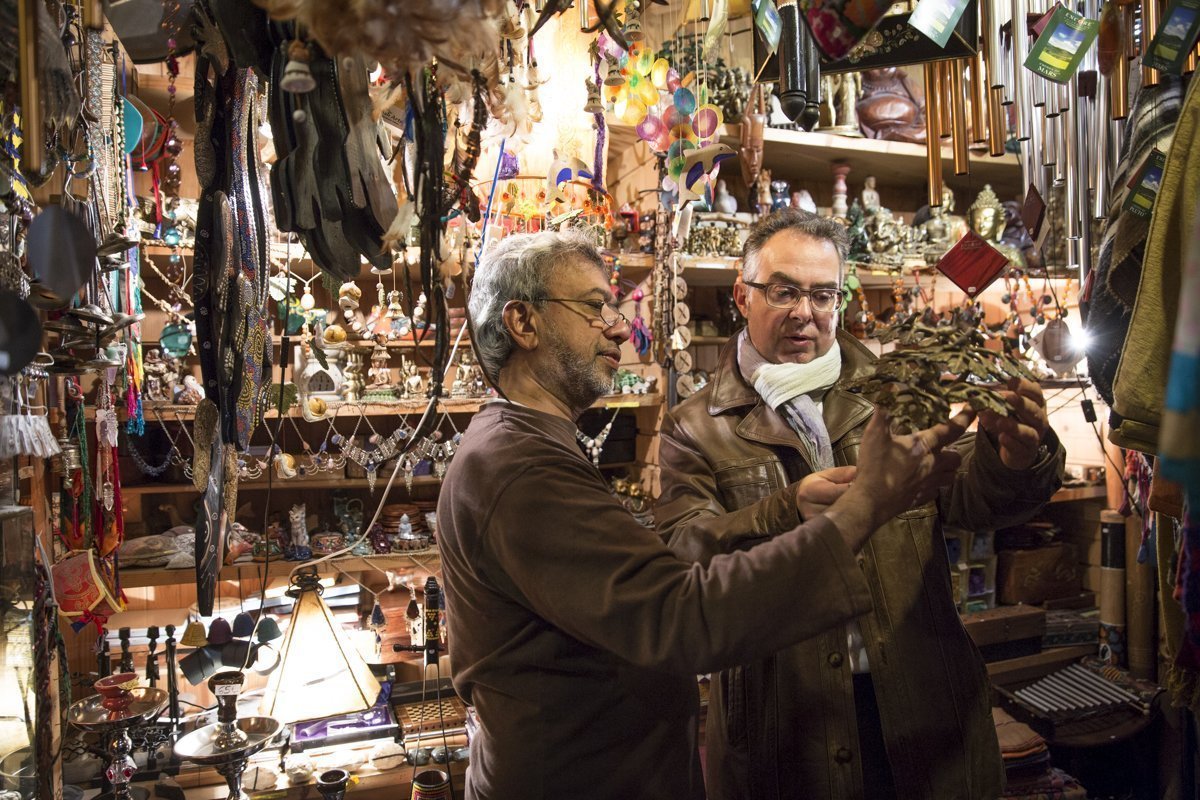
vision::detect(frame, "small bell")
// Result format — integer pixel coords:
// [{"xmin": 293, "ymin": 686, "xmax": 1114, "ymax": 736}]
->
[
  {"xmin": 256, "ymin": 616, "xmax": 284, "ymax": 643},
  {"xmin": 281, "ymin": 40, "xmax": 317, "ymax": 94},
  {"xmin": 625, "ymin": 5, "xmax": 644, "ymax": 41},
  {"xmin": 207, "ymin": 617, "xmax": 233, "ymax": 646},
  {"xmin": 232, "ymin": 611, "xmax": 256, "ymax": 638},
  {"xmin": 180, "ymin": 620, "xmax": 208, "ymax": 648},
  {"xmin": 583, "ymin": 80, "xmax": 604, "ymax": 114},
  {"xmin": 604, "ymin": 55, "xmax": 626, "ymax": 87}
]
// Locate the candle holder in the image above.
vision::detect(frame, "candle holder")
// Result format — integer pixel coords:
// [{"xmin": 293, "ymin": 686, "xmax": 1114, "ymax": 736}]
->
[
  {"xmin": 68, "ymin": 675, "xmax": 169, "ymax": 800},
  {"xmin": 316, "ymin": 769, "xmax": 351, "ymax": 800},
  {"xmin": 174, "ymin": 672, "xmax": 282, "ymax": 800}
]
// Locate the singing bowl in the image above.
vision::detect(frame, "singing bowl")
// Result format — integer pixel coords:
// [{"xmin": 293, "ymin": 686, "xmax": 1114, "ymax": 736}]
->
[{"xmin": 174, "ymin": 717, "xmax": 283, "ymax": 766}]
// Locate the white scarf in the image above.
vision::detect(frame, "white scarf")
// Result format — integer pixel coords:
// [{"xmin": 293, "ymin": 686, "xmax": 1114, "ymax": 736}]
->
[
  {"xmin": 737, "ymin": 330, "xmax": 842, "ymax": 470},
  {"xmin": 737, "ymin": 330, "xmax": 843, "ymax": 409}
]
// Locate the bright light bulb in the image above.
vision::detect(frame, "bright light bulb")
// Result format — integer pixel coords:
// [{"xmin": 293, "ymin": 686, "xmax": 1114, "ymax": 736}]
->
[
  {"xmin": 300, "ymin": 288, "xmax": 315, "ymax": 310},
  {"xmin": 1069, "ymin": 325, "xmax": 1092, "ymax": 354}
]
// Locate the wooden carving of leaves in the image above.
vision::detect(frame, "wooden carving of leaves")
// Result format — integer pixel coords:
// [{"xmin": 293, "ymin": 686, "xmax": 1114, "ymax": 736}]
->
[{"xmin": 841, "ymin": 313, "xmax": 1039, "ymax": 433}]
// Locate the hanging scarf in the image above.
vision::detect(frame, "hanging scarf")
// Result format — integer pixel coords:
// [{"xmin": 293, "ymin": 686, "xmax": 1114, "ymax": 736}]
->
[{"xmin": 737, "ymin": 329, "xmax": 842, "ymax": 469}]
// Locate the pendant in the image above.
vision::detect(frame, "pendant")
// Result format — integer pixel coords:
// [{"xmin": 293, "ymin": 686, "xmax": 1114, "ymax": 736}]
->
[
  {"xmin": 403, "ymin": 457, "xmax": 414, "ymax": 492},
  {"xmin": 367, "ymin": 467, "xmax": 377, "ymax": 493}
]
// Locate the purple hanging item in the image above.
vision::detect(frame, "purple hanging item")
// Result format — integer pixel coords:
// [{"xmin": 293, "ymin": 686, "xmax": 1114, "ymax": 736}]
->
[{"xmin": 497, "ymin": 149, "xmax": 520, "ymax": 180}]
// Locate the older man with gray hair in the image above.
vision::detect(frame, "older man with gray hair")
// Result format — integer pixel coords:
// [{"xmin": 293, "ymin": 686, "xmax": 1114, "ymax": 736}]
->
[{"xmin": 437, "ymin": 229, "xmax": 974, "ymax": 800}]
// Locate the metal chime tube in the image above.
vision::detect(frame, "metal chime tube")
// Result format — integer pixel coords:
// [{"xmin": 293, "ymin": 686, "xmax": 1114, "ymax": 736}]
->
[
  {"xmin": 1142, "ymin": 0, "xmax": 1160, "ymax": 87},
  {"xmin": 938, "ymin": 61, "xmax": 953, "ymax": 137},
  {"xmin": 924, "ymin": 62, "xmax": 944, "ymax": 207},
  {"xmin": 988, "ymin": 85, "xmax": 1007, "ymax": 156},
  {"xmin": 1093, "ymin": 75, "xmax": 1111, "ymax": 219},
  {"xmin": 1043, "ymin": 113, "xmax": 1057, "ymax": 169},
  {"xmin": 983, "ymin": 0, "xmax": 1004, "ymax": 89},
  {"xmin": 1011, "ymin": 0, "xmax": 1032, "ymax": 140},
  {"xmin": 1063, "ymin": 76, "xmax": 1082, "ymax": 279},
  {"xmin": 1001, "ymin": 19, "xmax": 1015, "ymax": 104},
  {"xmin": 580, "ymin": 0, "xmax": 589, "ymax": 30},
  {"xmin": 1030, "ymin": 105, "xmax": 1047, "ymax": 195},
  {"xmin": 970, "ymin": 53, "xmax": 988, "ymax": 142},
  {"xmin": 950, "ymin": 60, "xmax": 970, "ymax": 174},
  {"xmin": 1111, "ymin": 23, "xmax": 1131, "ymax": 120},
  {"xmin": 1075, "ymin": 87, "xmax": 1093, "ymax": 277},
  {"xmin": 16, "ymin": 0, "xmax": 40, "ymax": 175}
]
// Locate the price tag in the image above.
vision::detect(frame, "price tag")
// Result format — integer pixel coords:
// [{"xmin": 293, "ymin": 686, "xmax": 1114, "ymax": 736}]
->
[
  {"xmin": 1024, "ymin": 4, "xmax": 1100, "ymax": 83},
  {"xmin": 1144, "ymin": 0, "xmax": 1200, "ymax": 75},
  {"xmin": 1123, "ymin": 149, "xmax": 1167, "ymax": 219},
  {"xmin": 604, "ymin": 400, "xmax": 641, "ymax": 409},
  {"xmin": 214, "ymin": 683, "xmax": 240, "ymax": 696},
  {"xmin": 909, "ymin": 0, "xmax": 973, "ymax": 48}
]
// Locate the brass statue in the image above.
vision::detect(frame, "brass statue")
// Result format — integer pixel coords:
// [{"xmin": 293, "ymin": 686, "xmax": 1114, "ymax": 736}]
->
[
  {"xmin": 968, "ymin": 184, "xmax": 1025, "ymax": 269},
  {"xmin": 819, "ymin": 72, "xmax": 863, "ymax": 135}
]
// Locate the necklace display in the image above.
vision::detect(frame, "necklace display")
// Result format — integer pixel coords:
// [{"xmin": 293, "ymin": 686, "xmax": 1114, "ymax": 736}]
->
[{"xmin": 576, "ymin": 408, "xmax": 620, "ymax": 468}]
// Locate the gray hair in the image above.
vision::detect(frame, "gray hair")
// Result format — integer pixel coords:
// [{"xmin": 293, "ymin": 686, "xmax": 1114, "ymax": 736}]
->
[
  {"xmin": 469, "ymin": 230, "xmax": 607, "ymax": 383},
  {"xmin": 741, "ymin": 208, "xmax": 849, "ymax": 282}
]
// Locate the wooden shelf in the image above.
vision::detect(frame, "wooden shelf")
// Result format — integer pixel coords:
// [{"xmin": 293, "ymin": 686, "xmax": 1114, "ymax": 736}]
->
[
  {"xmin": 96, "ymin": 393, "xmax": 664, "ymax": 421},
  {"xmin": 721, "ymin": 123, "xmax": 1023, "ymax": 203},
  {"xmin": 121, "ymin": 474, "xmax": 445, "ymax": 496},
  {"xmin": 118, "ymin": 549, "xmax": 443, "ymax": 589},
  {"xmin": 692, "ymin": 335, "xmax": 731, "ymax": 346},
  {"xmin": 1048, "ymin": 485, "xmax": 1106, "ymax": 504}
]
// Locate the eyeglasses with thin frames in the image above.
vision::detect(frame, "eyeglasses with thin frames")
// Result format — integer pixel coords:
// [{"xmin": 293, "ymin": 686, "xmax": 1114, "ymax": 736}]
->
[
  {"xmin": 742, "ymin": 281, "xmax": 843, "ymax": 313},
  {"xmin": 529, "ymin": 297, "xmax": 629, "ymax": 329}
]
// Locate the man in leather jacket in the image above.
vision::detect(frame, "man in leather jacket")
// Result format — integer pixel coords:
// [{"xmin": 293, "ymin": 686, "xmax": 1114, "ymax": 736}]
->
[{"xmin": 657, "ymin": 209, "xmax": 1065, "ymax": 800}]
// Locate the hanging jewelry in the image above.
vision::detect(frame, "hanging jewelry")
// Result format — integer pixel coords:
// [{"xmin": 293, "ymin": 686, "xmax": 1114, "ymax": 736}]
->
[{"xmin": 576, "ymin": 408, "xmax": 620, "ymax": 468}]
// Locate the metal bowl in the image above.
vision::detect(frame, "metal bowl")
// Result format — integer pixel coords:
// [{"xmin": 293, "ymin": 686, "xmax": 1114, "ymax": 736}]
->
[
  {"xmin": 174, "ymin": 718, "xmax": 283, "ymax": 767},
  {"xmin": 68, "ymin": 687, "xmax": 169, "ymax": 731}
]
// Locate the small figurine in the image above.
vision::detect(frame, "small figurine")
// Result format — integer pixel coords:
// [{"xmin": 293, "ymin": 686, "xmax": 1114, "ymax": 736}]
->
[
  {"xmin": 755, "ymin": 168, "xmax": 773, "ymax": 214},
  {"xmin": 401, "ymin": 357, "xmax": 424, "ymax": 399},
  {"xmin": 968, "ymin": 184, "xmax": 1025, "ymax": 268},
  {"xmin": 142, "ymin": 348, "xmax": 171, "ymax": 402},
  {"xmin": 367, "ymin": 342, "xmax": 392, "ymax": 388},
  {"xmin": 713, "ymin": 179, "xmax": 739, "ymax": 214},
  {"xmin": 287, "ymin": 504, "xmax": 311, "ymax": 560},
  {"xmin": 819, "ymin": 72, "xmax": 863, "ymax": 135},
  {"xmin": 857, "ymin": 67, "xmax": 927, "ymax": 144},
  {"xmin": 770, "ymin": 178, "xmax": 791, "ymax": 211},
  {"xmin": 861, "ymin": 176, "xmax": 880, "ymax": 215},
  {"xmin": 176, "ymin": 374, "xmax": 205, "ymax": 405}
]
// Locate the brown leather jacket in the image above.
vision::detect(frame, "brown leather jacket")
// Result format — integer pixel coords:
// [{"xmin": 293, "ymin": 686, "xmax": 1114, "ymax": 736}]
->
[{"xmin": 656, "ymin": 331, "xmax": 1064, "ymax": 800}]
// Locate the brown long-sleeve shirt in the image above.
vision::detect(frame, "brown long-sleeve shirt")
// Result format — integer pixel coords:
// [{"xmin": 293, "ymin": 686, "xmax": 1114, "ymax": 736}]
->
[{"xmin": 437, "ymin": 402, "xmax": 874, "ymax": 800}]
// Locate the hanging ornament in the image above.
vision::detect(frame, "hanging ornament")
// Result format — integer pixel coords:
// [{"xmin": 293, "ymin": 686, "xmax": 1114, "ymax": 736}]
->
[
  {"xmin": 281, "ymin": 40, "xmax": 317, "ymax": 94},
  {"xmin": 584, "ymin": 78, "xmax": 604, "ymax": 113}
]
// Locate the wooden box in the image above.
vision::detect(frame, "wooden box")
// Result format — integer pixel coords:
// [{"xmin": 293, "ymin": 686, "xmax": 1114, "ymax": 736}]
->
[{"xmin": 996, "ymin": 543, "xmax": 1081, "ymax": 605}]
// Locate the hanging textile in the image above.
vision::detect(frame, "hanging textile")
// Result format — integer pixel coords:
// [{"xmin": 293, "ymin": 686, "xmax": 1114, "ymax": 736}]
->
[{"xmin": 1110, "ymin": 76, "xmax": 1200, "ymax": 454}]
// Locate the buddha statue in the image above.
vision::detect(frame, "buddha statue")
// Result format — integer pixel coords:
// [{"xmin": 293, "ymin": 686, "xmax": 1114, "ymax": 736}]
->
[
  {"xmin": 856, "ymin": 67, "xmax": 927, "ymax": 144},
  {"xmin": 968, "ymin": 185, "xmax": 1025, "ymax": 268}
]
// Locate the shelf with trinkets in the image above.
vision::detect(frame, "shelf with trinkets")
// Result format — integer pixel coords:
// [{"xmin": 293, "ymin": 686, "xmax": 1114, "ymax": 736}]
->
[
  {"xmin": 88, "ymin": 393, "xmax": 664, "ymax": 422},
  {"xmin": 116, "ymin": 549, "xmax": 444, "ymax": 589}
]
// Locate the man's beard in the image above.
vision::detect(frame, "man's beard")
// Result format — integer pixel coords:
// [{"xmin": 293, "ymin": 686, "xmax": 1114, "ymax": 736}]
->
[{"xmin": 546, "ymin": 332, "xmax": 611, "ymax": 409}]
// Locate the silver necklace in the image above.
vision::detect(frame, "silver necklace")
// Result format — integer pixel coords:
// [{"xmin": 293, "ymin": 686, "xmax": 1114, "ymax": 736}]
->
[{"xmin": 576, "ymin": 409, "xmax": 620, "ymax": 468}]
